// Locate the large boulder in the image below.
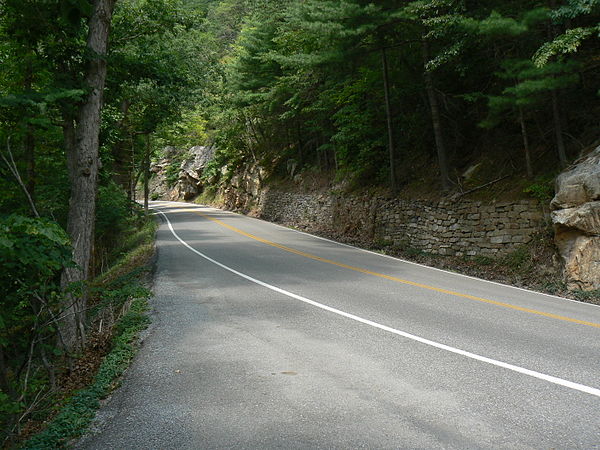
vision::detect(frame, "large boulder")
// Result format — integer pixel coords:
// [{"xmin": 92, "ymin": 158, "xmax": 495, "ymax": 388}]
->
[{"xmin": 551, "ymin": 146, "xmax": 600, "ymax": 290}]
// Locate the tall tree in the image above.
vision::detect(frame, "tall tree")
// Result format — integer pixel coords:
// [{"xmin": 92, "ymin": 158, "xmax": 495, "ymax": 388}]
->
[{"xmin": 60, "ymin": 0, "xmax": 116, "ymax": 351}]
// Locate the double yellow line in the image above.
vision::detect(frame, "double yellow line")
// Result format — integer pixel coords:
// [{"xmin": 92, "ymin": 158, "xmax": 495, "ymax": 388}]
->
[{"xmin": 184, "ymin": 207, "xmax": 600, "ymax": 329}]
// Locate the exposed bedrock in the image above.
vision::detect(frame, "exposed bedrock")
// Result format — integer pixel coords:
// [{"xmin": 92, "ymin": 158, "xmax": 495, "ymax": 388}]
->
[{"xmin": 551, "ymin": 146, "xmax": 600, "ymax": 290}]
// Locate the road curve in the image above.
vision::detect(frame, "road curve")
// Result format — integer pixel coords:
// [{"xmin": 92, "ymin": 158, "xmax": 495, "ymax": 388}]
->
[{"xmin": 77, "ymin": 201, "xmax": 600, "ymax": 449}]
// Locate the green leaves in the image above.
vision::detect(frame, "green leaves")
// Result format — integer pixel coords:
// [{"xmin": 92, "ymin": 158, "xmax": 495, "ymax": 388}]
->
[
  {"xmin": 482, "ymin": 58, "xmax": 580, "ymax": 129},
  {"xmin": 532, "ymin": 0, "xmax": 600, "ymax": 66},
  {"xmin": 0, "ymin": 215, "xmax": 73, "ymax": 431},
  {"xmin": 551, "ymin": 0, "xmax": 600, "ymax": 20},
  {"xmin": 0, "ymin": 215, "xmax": 71, "ymax": 279},
  {"xmin": 533, "ymin": 27, "xmax": 596, "ymax": 66},
  {"xmin": 475, "ymin": 11, "xmax": 527, "ymax": 37}
]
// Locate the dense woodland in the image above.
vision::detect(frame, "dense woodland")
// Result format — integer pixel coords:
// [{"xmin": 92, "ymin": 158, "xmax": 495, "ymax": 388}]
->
[
  {"xmin": 0, "ymin": 0, "xmax": 598, "ymax": 444},
  {"xmin": 198, "ymin": 0, "xmax": 599, "ymax": 193}
]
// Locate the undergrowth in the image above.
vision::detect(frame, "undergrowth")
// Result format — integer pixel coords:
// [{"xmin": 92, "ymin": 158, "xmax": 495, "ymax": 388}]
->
[
  {"xmin": 21, "ymin": 297, "xmax": 150, "ymax": 449},
  {"xmin": 17, "ymin": 215, "xmax": 157, "ymax": 448},
  {"xmin": 194, "ymin": 186, "xmax": 221, "ymax": 206}
]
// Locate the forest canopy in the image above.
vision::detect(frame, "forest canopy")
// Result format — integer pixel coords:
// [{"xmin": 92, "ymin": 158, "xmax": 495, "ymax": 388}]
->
[{"xmin": 197, "ymin": 0, "xmax": 599, "ymax": 191}]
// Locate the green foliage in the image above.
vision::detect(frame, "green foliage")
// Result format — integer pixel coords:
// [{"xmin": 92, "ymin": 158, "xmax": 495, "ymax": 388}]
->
[
  {"xmin": 154, "ymin": 108, "xmax": 209, "ymax": 150},
  {"xmin": 20, "ymin": 211, "xmax": 156, "ymax": 448},
  {"xmin": 90, "ymin": 268, "xmax": 151, "ymax": 321},
  {"xmin": 481, "ymin": 59, "xmax": 580, "ymax": 129},
  {"xmin": 533, "ymin": 27, "xmax": 597, "ymax": 66},
  {"xmin": 163, "ymin": 149, "xmax": 191, "ymax": 187},
  {"xmin": 524, "ymin": 176, "xmax": 555, "ymax": 201},
  {"xmin": 22, "ymin": 296, "xmax": 151, "ymax": 450},
  {"xmin": 473, "ymin": 255, "xmax": 494, "ymax": 266},
  {"xmin": 96, "ymin": 182, "xmax": 132, "ymax": 244},
  {"xmin": 533, "ymin": 0, "xmax": 600, "ymax": 66},
  {"xmin": 199, "ymin": 0, "xmax": 598, "ymax": 191},
  {"xmin": 0, "ymin": 215, "xmax": 73, "ymax": 347},
  {"xmin": 165, "ymin": 163, "xmax": 181, "ymax": 188},
  {"xmin": 571, "ymin": 288, "xmax": 600, "ymax": 303},
  {"xmin": 475, "ymin": 11, "xmax": 528, "ymax": 37},
  {"xmin": 0, "ymin": 215, "xmax": 73, "ymax": 439},
  {"xmin": 94, "ymin": 218, "xmax": 158, "ymax": 285},
  {"xmin": 0, "ymin": 391, "xmax": 22, "ymax": 432},
  {"xmin": 501, "ymin": 245, "xmax": 530, "ymax": 271}
]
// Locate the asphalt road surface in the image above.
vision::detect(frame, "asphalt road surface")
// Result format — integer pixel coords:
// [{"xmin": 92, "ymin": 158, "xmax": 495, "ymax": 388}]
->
[{"xmin": 77, "ymin": 201, "xmax": 600, "ymax": 449}]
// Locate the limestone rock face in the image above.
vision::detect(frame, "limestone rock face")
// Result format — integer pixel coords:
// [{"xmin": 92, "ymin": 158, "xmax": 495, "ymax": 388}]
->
[
  {"xmin": 551, "ymin": 146, "xmax": 600, "ymax": 290},
  {"xmin": 221, "ymin": 163, "xmax": 265, "ymax": 212},
  {"xmin": 148, "ymin": 145, "xmax": 215, "ymax": 201},
  {"xmin": 172, "ymin": 145, "xmax": 215, "ymax": 200}
]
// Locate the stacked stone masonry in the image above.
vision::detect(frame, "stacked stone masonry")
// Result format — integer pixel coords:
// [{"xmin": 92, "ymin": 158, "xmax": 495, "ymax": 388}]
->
[{"xmin": 257, "ymin": 190, "xmax": 547, "ymax": 257}]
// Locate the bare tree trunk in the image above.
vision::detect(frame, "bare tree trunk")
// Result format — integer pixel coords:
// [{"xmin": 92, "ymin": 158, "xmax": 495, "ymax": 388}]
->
[
  {"xmin": 518, "ymin": 106, "xmax": 533, "ymax": 178},
  {"xmin": 381, "ymin": 47, "xmax": 396, "ymax": 192},
  {"xmin": 24, "ymin": 63, "xmax": 36, "ymax": 201},
  {"xmin": 112, "ymin": 98, "xmax": 132, "ymax": 194},
  {"xmin": 296, "ymin": 121, "xmax": 304, "ymax": 163},
  {"xmin": 1, "ymin": 137, "xmax": 40, "ymax": 218},
  {"xmin": 547, "ymin": 0, "xmax": 568, "ymax": 168},
  {"xmin": 551, "ymin": 89, "xmax": 567, "ymax": 167},
  {"xmin": 422, "ymin": 40, "xmax": 450, "ymax": 191},
  {"xmin": 25, "ymin": 126, "xmax": 35, "ymax": 200},
  {"xmin": 130, "ymin": 135, "xmax": 136, "ymax": 203},
  {"xmin": 60, "ymin": 0, "xmax": 116, "ymax": 353},
  {"xmin": 143, "ymin": 133, "xmax": 150, "ymax": 212}
]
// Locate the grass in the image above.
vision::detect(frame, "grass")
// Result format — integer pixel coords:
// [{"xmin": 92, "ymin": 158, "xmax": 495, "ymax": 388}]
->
[
  {"xmin": 194, "ymin": 186, "xmax": 223, "ymax": 206},
  {"xmin": 20, "ymin": 214, "xmax": 157, "ymax": 449},
  {"xmin": 94, "ymin": 219, "xmax": 157, "ymax": 286},
  {"xmin": 572, "ymin": 289, "xmax": 600, "ymax": 305}
]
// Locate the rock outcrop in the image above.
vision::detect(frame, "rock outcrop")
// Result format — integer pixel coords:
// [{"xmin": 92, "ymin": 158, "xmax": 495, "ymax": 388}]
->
[
  {"xmin": 551, "ymin": 146, "xmax": 600, "ymax": 290},
  {"xmin": 149, "ymin": 145, "xmax": 215, "ymax": 201},
  {"xmin": 221, "ymin": 163, "xmax": 265, "ymax": 211}
]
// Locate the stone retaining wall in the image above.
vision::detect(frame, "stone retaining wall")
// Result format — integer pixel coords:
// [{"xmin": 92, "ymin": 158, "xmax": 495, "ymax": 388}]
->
[{"xmin": 256, "ymin": 190, "xmax": 548, "ymax": 257}]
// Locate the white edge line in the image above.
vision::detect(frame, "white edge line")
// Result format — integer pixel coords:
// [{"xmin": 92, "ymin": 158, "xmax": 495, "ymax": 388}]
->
[
  {"xmin": 155, "ymin": 200, "xmax": 600, "ymax": 310},
  {"xmin": 155, "ymin": 208, "xmax": 600, "ymax": 399}
]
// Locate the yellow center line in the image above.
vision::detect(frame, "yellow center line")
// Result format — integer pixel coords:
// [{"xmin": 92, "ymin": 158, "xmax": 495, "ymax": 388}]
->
[{"xmin": 180, "ymin": 207, "xmax": 600, "ymax": 329}]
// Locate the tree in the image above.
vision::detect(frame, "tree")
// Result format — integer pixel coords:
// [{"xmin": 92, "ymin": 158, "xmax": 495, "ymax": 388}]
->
[
  {"xmin": 105, "ymin": 0, "xmax": 210, "ymax": 208},
  {"xmin": 60, "ymin": 0, "xmax": 117, "ymax": 352},
  {"xmin": 533, "ymin": 0, "xmax": 600, "ymax": 66}
]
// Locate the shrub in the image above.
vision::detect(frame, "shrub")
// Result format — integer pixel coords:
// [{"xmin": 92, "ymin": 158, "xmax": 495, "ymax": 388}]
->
[
  {"xmin": 523, "ymin": 175, "xmax": 555, "ymax": 202},
  {"xmin": 0, "ymin": 215, "xmax": 74, "ymax": 438}
]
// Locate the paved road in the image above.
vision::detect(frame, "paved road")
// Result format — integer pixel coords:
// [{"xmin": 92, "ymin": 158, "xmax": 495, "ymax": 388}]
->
[{"xmin": 78, "ymin": 201, "xmax": 600, "ymax": 449}]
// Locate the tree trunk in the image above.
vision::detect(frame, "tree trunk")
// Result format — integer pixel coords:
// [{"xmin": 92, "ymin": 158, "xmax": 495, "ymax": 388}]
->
[
  {"xmin": 422, "ymin": 40, "xmax": 450, "ymax": 191},
  {"xmin": 25, "ymin": 126, "xmax": 35, "ymax": 200},
  {"xmin": 381, "ymin": 47, "xmax": 397, "ymax": 192},
  {"xmin": 60, "ymin": 0, "xmax": 116, "ymax": 353},
  {"xmin": 296, "ymin": 121, "xmax": 304, "ymax": 163},
  {"xmin": 547, "ymin": 0, "xmax": 568, "ymax": 168},
  {"xmin": 143, "ymin": 133, "xmax": 150, "ymax": 212},
  {"xmin": 551, "ymin": 89, "xmax": 567, "ymax": 167},
  {"xmin": 63, "ymin": 118, "xmax": 76, "ymax": 177},
  {"xmin": 24, "ymin": 62, "xmax": 36, "ymax": 201},
  {"xmin": 112, "ymin": 98, "xmax": 132, "ymax": 194},
  {"xmin": 130, "ymin": 135, "xmax": 136, "ymax": 203},
  {"xmin": 518, "ymin": 106, "xmax": 533, "ymax": 178}
]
